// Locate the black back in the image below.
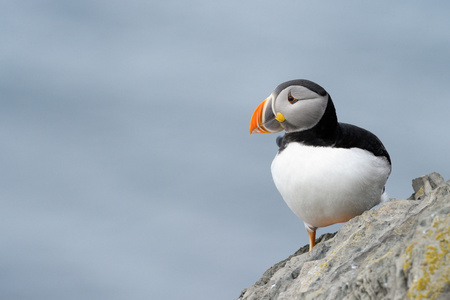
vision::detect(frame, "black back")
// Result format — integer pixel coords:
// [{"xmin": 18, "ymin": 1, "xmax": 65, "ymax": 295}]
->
[{"xmin": 335, "ymin": 123, "xmax": 391, "ymax": 164}]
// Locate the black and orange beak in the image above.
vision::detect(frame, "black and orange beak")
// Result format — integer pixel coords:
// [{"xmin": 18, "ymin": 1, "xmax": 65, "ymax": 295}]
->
[{"xmin": 250, "ymin": 97, "xmax": 284, "ymax": 134}]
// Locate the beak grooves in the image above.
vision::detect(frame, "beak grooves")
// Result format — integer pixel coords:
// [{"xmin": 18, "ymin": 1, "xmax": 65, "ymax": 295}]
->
[
  {"xmin": 250, "ymin": 99, "xmax": 270, "ymax": 134},
  {"xmin": 250, "ymin": 97, "xmax": 284, "ymax": 134}
]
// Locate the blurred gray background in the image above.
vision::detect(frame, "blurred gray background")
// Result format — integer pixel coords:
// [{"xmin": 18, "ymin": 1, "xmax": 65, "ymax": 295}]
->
[{"xmin": 1, "ymin": 1, "xmax": 449, "ymax": 299}]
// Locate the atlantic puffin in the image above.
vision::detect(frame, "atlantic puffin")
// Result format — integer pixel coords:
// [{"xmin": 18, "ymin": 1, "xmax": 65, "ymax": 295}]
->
[{"xmin": 250, "ymin": 79, "xmax": 391, "ymax": 251}]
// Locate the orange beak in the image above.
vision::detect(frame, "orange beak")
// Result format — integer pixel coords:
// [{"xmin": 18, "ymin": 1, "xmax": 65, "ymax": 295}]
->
[{"xmin": 250, "ymin": 98, "xmax": 284, "ymax": 134}]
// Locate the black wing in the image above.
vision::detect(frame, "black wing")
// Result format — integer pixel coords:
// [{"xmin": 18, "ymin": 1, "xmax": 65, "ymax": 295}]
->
[{"xmin": 336, "ymin": 123, "xmax": 391, "ymax": 165}]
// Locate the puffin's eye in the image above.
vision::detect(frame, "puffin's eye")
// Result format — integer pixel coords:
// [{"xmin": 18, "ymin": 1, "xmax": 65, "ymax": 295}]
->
[{"xmin": 288, "ymin": 92, "xmax": 296, "ymax": 103}]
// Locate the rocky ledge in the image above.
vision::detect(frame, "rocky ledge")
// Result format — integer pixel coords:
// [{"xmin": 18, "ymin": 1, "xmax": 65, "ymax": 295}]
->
[{"xmin": 238, "ymin": 173, "xmax": 450, "ymax": 300}]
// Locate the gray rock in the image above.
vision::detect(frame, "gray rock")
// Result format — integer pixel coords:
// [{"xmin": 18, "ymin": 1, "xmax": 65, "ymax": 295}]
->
[
  {"xmin": 238, "ymin": 173, "xmax": 450, "ymax": 300},
  {"xmin": 411, "ymin": 172, "xmax": 446, "ymax": 200}
]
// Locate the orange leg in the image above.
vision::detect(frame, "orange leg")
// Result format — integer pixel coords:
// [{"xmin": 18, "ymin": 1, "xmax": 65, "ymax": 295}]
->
[{"xmin": 308, "ymin": 228, "xmax": 316, "ymax": 251}]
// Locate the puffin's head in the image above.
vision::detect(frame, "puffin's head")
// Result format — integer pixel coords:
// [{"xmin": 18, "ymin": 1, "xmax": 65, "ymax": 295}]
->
[{"xmin": 250, "ymin": 79, "xmax": 330, "ymax": 134}]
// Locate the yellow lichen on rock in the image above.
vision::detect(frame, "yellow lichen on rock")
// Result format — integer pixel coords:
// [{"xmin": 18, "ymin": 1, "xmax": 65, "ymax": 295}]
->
[
  {"xmin": 407, "ymin": 214, "xmax": 450, "ymax": 300},
  {"xmin": 415, "ymin": 187, "xmax": 424, "ymax": 199},
  {"xmin": 403, "ymin": 242, "xmax": 416, "ymax": 272}
]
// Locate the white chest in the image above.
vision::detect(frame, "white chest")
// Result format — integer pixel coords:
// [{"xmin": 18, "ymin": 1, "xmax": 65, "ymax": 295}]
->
[{"xmin": 271, "ymin": 143, "xmax": 391, "ymax": 228}]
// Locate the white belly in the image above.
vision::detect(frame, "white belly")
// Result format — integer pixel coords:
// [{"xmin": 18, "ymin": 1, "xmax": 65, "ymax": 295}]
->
[{"xmin": 271, "ymin": 143, "xmax": 391, "ymax": 229}]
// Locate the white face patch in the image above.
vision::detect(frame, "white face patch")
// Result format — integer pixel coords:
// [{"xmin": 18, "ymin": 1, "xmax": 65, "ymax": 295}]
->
[{"xmin": 273, "ymin": 86, "xmax": 328, "ymax": 132}]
